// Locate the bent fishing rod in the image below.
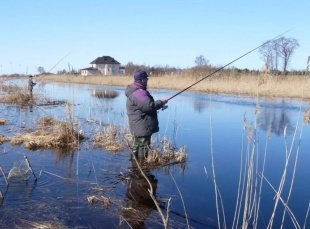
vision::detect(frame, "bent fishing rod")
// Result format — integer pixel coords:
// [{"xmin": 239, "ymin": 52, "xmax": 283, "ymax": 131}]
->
[{"xmin": 165, "ymin": 29, "xmax": 293, "ymax": 102}]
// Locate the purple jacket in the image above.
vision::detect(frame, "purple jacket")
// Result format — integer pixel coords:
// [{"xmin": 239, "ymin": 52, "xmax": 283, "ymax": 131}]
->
[{"xmin": 125, "ymin": 82, "xmax": 163, "ymax": 137}]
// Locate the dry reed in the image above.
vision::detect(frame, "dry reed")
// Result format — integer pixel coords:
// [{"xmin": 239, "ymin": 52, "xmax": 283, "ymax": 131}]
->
[
  {"xmin": 0, "ymin": 84, "xmax": 66, "ymax": 107},
  {"xmin": 145, "ymin": 138, "xmax": 187, "ymax": 168},
  {"xmin": 0, "ymin": 85, "xmax": 33, "ymax": 105},
  {"xmin": 87, "ymin": 195, "xmax": 111, "ymax": 208},
  {"xmin": 0, "ymin": 118, "xmax": 7, "ymax": 125},
  {"xmin": 11, "ymin": 117, "xmax": 83, "ymax": 150},
  {"xmin": 91, "ymin": 89, "xmax": 119, "ymax": 99},
  {"xmin": 94, "ymin": 125, "xmax": 128, "ymax": 152},
  {"xmin": 0, "ymin": 135, "xmax": 9, "ymax": 144},
  {"xmin": 38, "ymin": 73, "xmax": 310, "ymax": 100},
  {"xmin": 304, "ymin": 109, "xmax": 310, "ymax": 124}
]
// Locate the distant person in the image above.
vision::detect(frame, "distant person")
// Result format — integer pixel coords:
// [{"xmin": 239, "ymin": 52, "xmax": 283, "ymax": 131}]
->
[
  {"xmin": 28, "ymin": 75, "xmax": 36, "ymax": 98},
  {"xmin": 125, "ymin": 70, "xmax": 167, "ymax": 162}
]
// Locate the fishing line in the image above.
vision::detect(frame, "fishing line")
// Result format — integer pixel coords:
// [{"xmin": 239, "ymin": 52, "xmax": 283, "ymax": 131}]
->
[{"xmin": 166, "ymin": 29, "xmax": 294, "ymax": 102}]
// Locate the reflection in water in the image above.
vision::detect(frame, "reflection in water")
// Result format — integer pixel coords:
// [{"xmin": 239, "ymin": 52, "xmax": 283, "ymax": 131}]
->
[
  {"xmin": 121, "ymin": 159, "xmax": 157, "ymax": 228},
  {"xmin": 193, "ymin": 97, "xmax": 209, "ymax": 113},
  {"xmin": 91, "ymin": 89, "xmax": 119, "ymax": 99},
  {"xmin": 258, "ymin": 105, "xmax": 294, "ymax": 136}
]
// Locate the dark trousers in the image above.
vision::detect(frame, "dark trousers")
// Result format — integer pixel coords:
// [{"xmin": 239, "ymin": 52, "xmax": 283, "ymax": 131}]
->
[{"xmin": 132, "ymin": 136, "xmax": 151, "ymax": 162}]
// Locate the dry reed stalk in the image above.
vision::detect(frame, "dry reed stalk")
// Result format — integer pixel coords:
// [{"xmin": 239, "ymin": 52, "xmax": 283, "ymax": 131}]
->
[
  {"xmin": 232, "ymin": 120, "xmax": 247, "ymax": 229},
  {"xmin": 24, "ymin": 156, "xmax": 37, "ymax": 180},
  {"xmin": 280, "ymin": 120, "xmax": 304, "ymax": 228},
  {"xmin": 0, "ymin": 165, "xmax": 8, "ymax": 185},
  {"xmin": 169, "ymin": 171, "xmax": 190, "ymax": 229},
  {"xmin": 267, "ymin": 112, "xmax": 301, "ymax": 229},
  {"xmin": 260, "ymin": 174, "xmax": 301, "ymax": 228},
  {"xmin": 303, "ymin": 202, "xmax": 310, "ymax": 229},
  {"xmin": 209, "ymin": 114, "xmax": 226, "ymax": 229}
]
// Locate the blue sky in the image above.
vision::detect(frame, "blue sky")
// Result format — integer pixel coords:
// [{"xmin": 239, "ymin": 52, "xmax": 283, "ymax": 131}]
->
[{"xmin": 0, "ymin": 0, "xmax": 309, "ymax": 74}]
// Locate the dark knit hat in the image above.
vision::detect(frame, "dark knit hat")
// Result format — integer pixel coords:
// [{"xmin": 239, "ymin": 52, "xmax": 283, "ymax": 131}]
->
[{"xmin": 134, "ymin": 70, "xmax": 148, "ymax": 81}]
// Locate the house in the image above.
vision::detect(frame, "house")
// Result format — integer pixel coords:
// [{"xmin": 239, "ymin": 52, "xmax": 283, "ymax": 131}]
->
[{"xmin": 80, "ymin": 56, "xmax": 125, "ymax": 76}]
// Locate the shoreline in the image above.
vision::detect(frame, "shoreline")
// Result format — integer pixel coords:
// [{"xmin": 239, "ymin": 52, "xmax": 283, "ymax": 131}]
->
[{"xmin": 17, "ymin": 73, "xmax": 310, "ymax": 101}]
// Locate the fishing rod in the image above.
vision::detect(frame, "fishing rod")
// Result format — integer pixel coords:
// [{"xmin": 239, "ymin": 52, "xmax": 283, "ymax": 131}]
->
[
  {"xmin": 47, "ymin": 51, "xmax": 72, "ymax": 73},
  {"xmin": 165, "ymin": 29, "xmax": 293, "ymax": 102}
]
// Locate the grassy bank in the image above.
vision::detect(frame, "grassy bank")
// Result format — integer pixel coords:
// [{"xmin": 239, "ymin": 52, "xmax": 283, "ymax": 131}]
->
[{"xmin": 37, "ymin": 73, "xmax": 310, "ymax": 100}]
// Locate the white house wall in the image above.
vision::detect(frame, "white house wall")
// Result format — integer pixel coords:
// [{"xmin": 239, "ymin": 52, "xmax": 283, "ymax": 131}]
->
[{"xmin": 93, "ymin": 64, "xmax": 120, "ymax": 75}]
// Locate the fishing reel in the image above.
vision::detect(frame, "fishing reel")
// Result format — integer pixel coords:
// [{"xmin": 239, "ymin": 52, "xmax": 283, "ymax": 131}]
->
[{"xmin": 161, "ymin": 105, "xmax": 168, "ymax": 111}]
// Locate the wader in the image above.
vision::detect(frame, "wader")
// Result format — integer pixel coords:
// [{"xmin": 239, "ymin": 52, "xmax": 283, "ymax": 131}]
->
[{"xmin": 132, "ymin": 136, "xmax": 151, "ymax": 163}]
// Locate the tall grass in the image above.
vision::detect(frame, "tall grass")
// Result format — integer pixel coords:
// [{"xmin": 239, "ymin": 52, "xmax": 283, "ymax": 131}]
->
[
  {"xmin": 38, "ymin": 73, "xmax": 310, "ymax": 99},
  {"xmin": 207, "ymin": 96, "xmax": 306, "ymax": 228}
]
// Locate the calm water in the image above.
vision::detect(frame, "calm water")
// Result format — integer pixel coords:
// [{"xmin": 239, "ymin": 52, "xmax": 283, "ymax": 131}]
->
[{"xmin": 0, "ymin": 81, "xmax": 310, "ymax": 228}]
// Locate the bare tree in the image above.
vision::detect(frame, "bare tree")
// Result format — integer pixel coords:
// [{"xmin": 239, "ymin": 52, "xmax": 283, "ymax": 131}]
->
[
  {"xmin": 195, "ymin": 55, "xmax": 208, "ymax": 66},
  {"xmin": 272, "ymin": 40, "xmax": 280, "ymax": 71},
  {"xmin": 277, "ymin": 37, "xmax": 299, "ymax": 74},
  {"xmin": 37, "ymin": 66, "xmax": 46, "ymax": 74},
  {"xmin": 259, "ymin": 41, "xmax": 274, "ymax": 72},
  {"xmin": 307, "ymin": 56, "xmax": 310, "ymax": 72}
]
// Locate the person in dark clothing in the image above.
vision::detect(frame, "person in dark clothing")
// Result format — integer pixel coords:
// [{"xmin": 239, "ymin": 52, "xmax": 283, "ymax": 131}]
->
[
  {"xmin": 125, "ymin": 70, "xmax": 167, "ymax": 161},
  {"xmin": 28, "ymin": 75, "xmax": 36, "ymax": 97}
]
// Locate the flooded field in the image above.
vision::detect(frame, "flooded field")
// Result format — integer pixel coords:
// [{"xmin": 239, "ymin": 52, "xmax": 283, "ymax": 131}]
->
[{"xmin": 1, "ymin": 80, "xmax": 310, "ymax": 228}]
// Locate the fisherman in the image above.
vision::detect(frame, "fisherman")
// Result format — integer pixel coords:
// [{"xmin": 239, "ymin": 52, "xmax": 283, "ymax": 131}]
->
[
  {"xmin": 125, "ymin": 70, "xmax": 167, "ymax": 162},
  {"xmin": 28, "ymin": 75, "xmax": 36, "ymax": 97}
]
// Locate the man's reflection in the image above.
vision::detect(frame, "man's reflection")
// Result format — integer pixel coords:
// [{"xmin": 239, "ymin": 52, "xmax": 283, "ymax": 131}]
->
[{"xmin": 121, "ymin": 158, "xmax": 158, "ymax": 228}]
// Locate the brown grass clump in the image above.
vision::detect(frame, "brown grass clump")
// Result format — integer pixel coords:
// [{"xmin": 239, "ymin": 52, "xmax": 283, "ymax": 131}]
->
[
  {"xmin": 91, "ymin": 89, "xmax": 119, "ymax": 99},
  {"xmin": 0, "ymin": 118, "xmax": 7, "ymax": 125},
  {"xmin": 0, "ymin": 84, "xmax": 66, "ymax": 107},
  {"xmin": 0, "ymin": 86, "xmax": 33, "ymax": 105},
  {"xmin": 0, "ymin": 135, "xmax": 9, "ymax": 144},
  {"xmin": 304, "ymin": 109, "xmax": 310, "ymax": 124},
  {"xmin": 145, "ymin": 138, "xmax": 187, "ymax": 167},
  {"xmin": 11, "ymin": 117, "xmax": 83, "ymax": 150},
  {"xmin": 94, "ymin": 125, "xmax": 127, "ymax": 152},
  {"xmin": 38, "ymin": 116, "xmax": 57, "ymax": 126},
  {"xmin": 0, "ymin": 84, "xmax": 20, "ymax": 93}
]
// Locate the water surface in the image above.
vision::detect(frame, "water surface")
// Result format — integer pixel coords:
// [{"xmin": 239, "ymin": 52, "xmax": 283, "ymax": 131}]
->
[{"xmin": 0, "ymin": 81, "xmax": 309, "ymax": 228}]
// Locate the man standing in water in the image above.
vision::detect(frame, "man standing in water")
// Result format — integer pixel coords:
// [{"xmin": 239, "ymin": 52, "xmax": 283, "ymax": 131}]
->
[
  {"xmin": 125, "ymin": 70, "xmax": 167, "ymax": 162},
  {"xmin": 28, "ymin": 75, "xmax": 36, "ymax": 98}
]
